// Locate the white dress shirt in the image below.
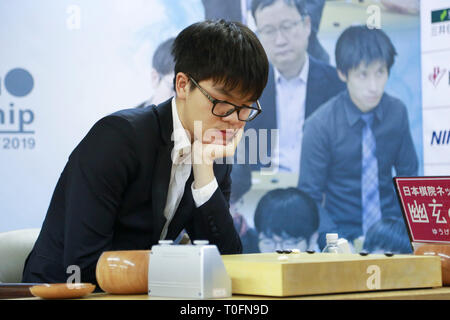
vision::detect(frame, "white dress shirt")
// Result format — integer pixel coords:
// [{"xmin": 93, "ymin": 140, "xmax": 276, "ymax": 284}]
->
[
  {"xmin": 272, "ymin": 55, "xmax": 309, "ymax": 174},
  {"xmin": 159, "ymin": 98, "xmax": 218, "ymax": 240}
]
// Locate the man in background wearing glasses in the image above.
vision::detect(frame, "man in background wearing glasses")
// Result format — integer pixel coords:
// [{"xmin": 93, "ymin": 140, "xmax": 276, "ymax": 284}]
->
[
  {"xmin": 245, "ymin": 0, "xmax": 344, "ymax": 173},
  {"xmin": 22, "ymin": 20, "xmax": 269, "ymax": 287}
]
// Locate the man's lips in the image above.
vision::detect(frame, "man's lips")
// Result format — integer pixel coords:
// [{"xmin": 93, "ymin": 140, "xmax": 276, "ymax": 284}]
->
[
  {"xmin": 202, "ymin": 129, "xmax": 240, "ymax": 144},
  {"xmin": 274, "ymin": 49, "xmax": 293, "ymax": 56},
  {"xmin": 219, "ymin": 129, "xmax": 239, "ymax": 140},
  {"xmin": 206, "ymin": 129, "xmax": 236, "ymax": 144},
  {"xmin": 219, "ymin": 129, "xmax": 235, "ymax": 136}
]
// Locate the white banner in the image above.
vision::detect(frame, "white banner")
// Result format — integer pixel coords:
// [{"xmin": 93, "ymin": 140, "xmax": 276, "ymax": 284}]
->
[
  {"xmin": 421, "ymin": 0, "xmax": 450, "ymax": 176},
  {"xmin": 0, "ymin": 0, "xmax": 204, "ymax": 232}
]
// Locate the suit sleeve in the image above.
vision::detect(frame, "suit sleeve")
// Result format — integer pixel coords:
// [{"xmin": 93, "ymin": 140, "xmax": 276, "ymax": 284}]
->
[
  {"xmin": 62, "ymin": 116, "xmax": 139, "ymax": 283},
  {"xmin": 394, "ymin": 105, "xmax": 418, "ymax": 176},
  {"xmin": 184, "ymin": 164, "xmax": 242, "ymax": 254},
  {"xmin": 191, "ymin": 177, "xmax": 218, "ymax": 207}
]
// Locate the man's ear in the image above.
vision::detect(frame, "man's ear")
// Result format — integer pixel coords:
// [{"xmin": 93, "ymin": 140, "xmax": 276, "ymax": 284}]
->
[
  {"xmin": 337, "ymin": 69, "xmax": 347, "ymax": 83},
  {"xmin": 175, "ymin": 72, "xmax": 189, "ymax": 99}
]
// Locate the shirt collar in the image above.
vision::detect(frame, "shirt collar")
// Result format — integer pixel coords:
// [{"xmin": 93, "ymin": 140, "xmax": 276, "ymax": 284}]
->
[
  {"xmin": 343, "ymin": 89, "xmax": 384, "ymax": 127},
  {"xmin": 274, "ymin": 54, "xmax": 309, "ymax": 85},
  {"xmin": 171, "ymin": 98, "xmax": 192, "ymax": 165}
]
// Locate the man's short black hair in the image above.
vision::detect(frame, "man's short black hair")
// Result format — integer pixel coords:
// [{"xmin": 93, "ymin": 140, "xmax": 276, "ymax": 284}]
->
[
  {"xmin": 172, "ymin": 19, "xmax": 269, "ymax": 101},
  {"xmin": 152, "ymin": 37, "xmax": 175, "ymax": 76},
  {"xmin": 335, "ymin": 25, "xmax": 397, "ymax": 76},
  {"xmin": 363, "ymin": 217, "xmax": 412, "ymax": 254},
  {"xmin": 254, "ymin": 187, "xmax": 319, "ymax": 240},
  {"xmin": 251, "ymin": 0, "xmax": 308, "ymax": 21}
]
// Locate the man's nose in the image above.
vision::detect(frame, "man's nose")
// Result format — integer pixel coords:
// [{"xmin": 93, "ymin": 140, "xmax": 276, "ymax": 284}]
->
[
  {"xmin": 274, "ymin": 29, "xmax": 289, "ymax": 45},
  {"xmin": 368, "ymin": 76, "xmax": 379, "ymax": 92}
]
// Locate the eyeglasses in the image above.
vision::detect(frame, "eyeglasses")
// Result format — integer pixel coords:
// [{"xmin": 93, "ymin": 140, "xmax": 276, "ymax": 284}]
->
[
  {"xmin": 257, "ymin": 20, "xmax": 303, "ymax": 40},
  {"xmin": 188, "ymin": 75, "xmax": 262, "ymax": 122}
]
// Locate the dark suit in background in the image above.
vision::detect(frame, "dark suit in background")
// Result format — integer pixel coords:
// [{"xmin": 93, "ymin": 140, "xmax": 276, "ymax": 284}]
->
[
  {"xmin": 22, "ymin": 99, "xmax": 241, "ymax": 286},
  {"xmin": 298, "ymin": 91, "xmax": 418, "ymax": 248},
  {"xmin": 305, "ymin": 0, "xmax": 329, "ymax": 63}
]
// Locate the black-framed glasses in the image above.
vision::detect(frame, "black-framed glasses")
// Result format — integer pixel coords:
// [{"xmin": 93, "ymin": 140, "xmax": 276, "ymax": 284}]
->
[{"xmin": 188, "ymin": 75, "xmax": 262, "ymax": 122}]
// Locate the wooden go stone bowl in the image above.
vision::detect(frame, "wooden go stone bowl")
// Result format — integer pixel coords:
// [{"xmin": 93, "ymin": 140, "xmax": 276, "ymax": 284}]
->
[{"xmin": 95, "ymin": 250, "xmax": 150, "ymax": 294}]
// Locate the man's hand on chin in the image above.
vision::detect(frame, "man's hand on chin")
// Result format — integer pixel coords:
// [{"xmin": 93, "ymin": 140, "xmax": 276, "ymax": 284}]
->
[{"xmin": 191, "ymin": 128, "xmax": 243, "ymax": 189}]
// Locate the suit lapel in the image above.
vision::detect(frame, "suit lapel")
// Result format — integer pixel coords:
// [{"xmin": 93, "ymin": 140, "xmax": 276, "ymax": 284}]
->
[
  {"xmin": 151, "ymin": 145, "xmax": 172, "ymax": 236},
  {"xmin": 305, "ymin": 57, "xmax": 320, "ymax": 119},
  {"xmin": 250, "ymin": 66, "xmax": 276, "ymax": 167},
  {"xmin": 165, "ymin": 172, "xmax": 195, "ymax": 240},
  {"xmin": 150, "ymin": 99, "xmax": 174, "ymax": 241},
  {"xmin": 259, "ymin": 65, "xmax": 277, "ymax": 130}
]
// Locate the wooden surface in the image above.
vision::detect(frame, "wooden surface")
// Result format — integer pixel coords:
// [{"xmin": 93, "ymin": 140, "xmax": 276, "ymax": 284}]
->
[
  {"xmin": 222, "ymin": 253, "xmax": 442, "ymax": 297},
  {"xmin": 0, "ymin": 284, "xmax": 36, "ymax": 299},
  {"xmin": 415, "ymin": 244, "xmax": 450, "ymax": 285},
  {"xmin": 12, "ymin": 286, "xmax": 450, "ymax": 300},
  {"xmin": 8, "ymin": 253, "xmax": 444, "ymax": 300}
]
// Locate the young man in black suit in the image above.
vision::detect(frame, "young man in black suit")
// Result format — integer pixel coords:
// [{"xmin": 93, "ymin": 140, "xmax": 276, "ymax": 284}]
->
[{"xmin": 22, "ymin": 20, "xmax": 269, "ymax": 286}]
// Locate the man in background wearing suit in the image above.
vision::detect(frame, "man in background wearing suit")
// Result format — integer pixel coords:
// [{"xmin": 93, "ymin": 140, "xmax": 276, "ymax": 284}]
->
[
  {"xmin": 22, "ymin": 20, "xmax": 269, "ymax": 286},
  {"xmin": 243, "ymin": 0, "xmax": 344, "ymax": 173},
  {"xmin": 202, "ymin": 0, "xmax": 330, "ymax": 63},
  {"xmin": 298, "ymin": 26, "xmax": 418, "ymax": 249}
]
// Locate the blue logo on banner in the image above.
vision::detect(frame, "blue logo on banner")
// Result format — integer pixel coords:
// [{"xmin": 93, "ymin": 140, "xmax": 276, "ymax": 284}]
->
[
  {"xmin": 431, "ymin": 130, "xmax": 450, "ymax": 145},
  {"xmin": 0, "ymin": 68, "xmax": 35, "ymax": 135},
  {"xmin": 4, "ymin": 68, "xmax": 34, "ymax": 97}
]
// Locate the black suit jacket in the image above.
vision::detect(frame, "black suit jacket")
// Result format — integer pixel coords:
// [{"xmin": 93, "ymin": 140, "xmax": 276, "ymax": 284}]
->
[
  {"xmin": 22, "ymin": 99, "xmax": 242, "ymax": 285},
  {"xmin": 240, "ymin": 56, "xmax": 345, "ymax": 170}
]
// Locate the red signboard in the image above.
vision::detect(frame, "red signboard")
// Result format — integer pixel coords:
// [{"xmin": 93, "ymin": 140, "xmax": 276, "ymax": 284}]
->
[{"xmin": 394, "ymin": 177, "xmax": 450, "ymax": 244}]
